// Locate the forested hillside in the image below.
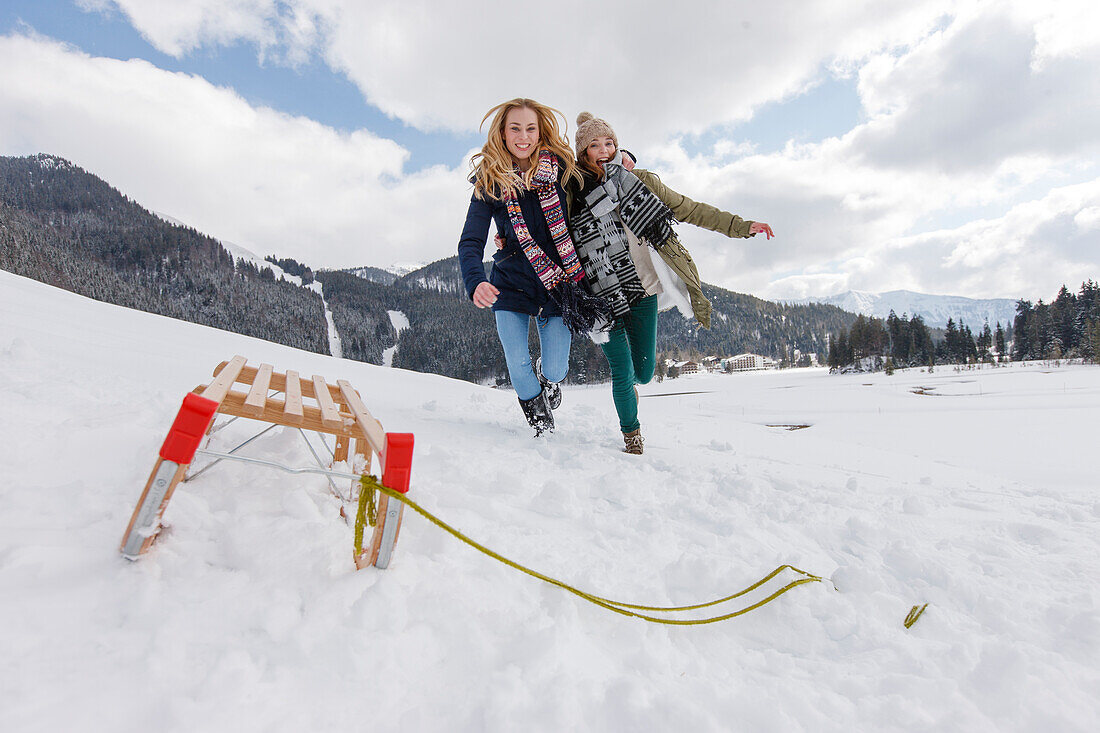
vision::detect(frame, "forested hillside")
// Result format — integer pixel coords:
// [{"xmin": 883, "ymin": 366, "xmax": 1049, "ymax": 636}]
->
[
  {"xmin": 319, "ymin": 264, "xmax": 614, "ymax": 385},
  {"xmin": 1, "ymin": 153, "xmax": 857, "ymax": 388},
  {"xmin": 320, "ymin": 256, "xmax": 855, "ymax": 384},
  {"xmin": 658, "ymin": 285, "xmax": 852, "ymax": 362},
  {"xmin": 0, "ymin": 154, "xmax": 329, "ymax": 354}
]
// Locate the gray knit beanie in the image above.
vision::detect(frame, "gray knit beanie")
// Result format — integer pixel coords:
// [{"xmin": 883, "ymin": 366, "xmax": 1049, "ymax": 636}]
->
[{"xmin": 575, "ymin": 112, "xmax": 618, "ymax": 159}]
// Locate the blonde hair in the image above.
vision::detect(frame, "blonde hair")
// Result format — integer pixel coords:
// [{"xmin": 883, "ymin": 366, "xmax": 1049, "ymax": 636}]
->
[{"xmin": 470, "ymin": 98, "xmax": 583, "ymax": 201}]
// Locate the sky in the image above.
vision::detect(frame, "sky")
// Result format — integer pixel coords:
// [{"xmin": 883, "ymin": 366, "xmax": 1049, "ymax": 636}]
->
[{"xmin": 1, "ymin": 1, "xmax": 1098, "ymax": 302}]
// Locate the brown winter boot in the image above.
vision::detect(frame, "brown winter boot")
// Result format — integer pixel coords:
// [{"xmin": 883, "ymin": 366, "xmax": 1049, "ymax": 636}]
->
[{"xmin": 622, "ymin": 428, "xmax": 644, "ymax": 455}]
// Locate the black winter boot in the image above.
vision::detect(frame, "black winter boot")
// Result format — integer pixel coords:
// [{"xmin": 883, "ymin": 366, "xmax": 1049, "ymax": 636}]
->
[
  {"xmin": 534, "ymin": 357, "xmax": 561, "ymax": 410},
  {"xmin": 518, "ymin": 390, "xmax": 555, "ymax": 436}
]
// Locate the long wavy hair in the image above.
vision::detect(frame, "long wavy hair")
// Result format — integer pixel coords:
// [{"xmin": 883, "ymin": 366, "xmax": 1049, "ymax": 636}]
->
[
  {"xmin": 470, "ymin": 98, "xmax": 583, "ymax": 201},
  {"xmin": 578, "ymin": 148, "xmax": 607, "ymax": 180}
]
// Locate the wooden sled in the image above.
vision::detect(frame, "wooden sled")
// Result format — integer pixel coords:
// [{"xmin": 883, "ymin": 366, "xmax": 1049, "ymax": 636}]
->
[{"xmin": 119, "ymin": 355, "xmax": 414, "ymax": 569}]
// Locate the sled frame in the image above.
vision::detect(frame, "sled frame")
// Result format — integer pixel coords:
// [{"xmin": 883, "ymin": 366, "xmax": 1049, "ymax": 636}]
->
[{"xmin": 119, "ymin": 355, "xmax": 414, "ymax": 569}]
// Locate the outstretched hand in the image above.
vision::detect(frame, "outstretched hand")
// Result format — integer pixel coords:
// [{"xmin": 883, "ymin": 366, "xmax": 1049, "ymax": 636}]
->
[{"xmin": 749, "ymin": 222, "xmax": 774, "ymax": 239}]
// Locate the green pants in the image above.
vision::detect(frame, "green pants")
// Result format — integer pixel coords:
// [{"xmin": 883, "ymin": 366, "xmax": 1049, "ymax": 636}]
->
[{"xmin": 600, "ymin": 295, "xmax": 658, "ymax": 434}]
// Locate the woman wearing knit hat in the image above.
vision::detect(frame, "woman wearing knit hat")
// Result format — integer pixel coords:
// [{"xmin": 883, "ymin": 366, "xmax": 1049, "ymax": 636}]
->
[
  {"xmin": 457, "ymin": 99, "xmax": 613, "ymax": 437},
  {"xmin": 567, "ymin": 112, "xmax": 773, "ymax": 454}
]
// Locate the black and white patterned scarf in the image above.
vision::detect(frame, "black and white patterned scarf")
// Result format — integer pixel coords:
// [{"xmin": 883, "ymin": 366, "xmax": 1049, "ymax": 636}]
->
[{"xmin": 571, "ymin": 156, "xmax": 677, "ymax": 319}]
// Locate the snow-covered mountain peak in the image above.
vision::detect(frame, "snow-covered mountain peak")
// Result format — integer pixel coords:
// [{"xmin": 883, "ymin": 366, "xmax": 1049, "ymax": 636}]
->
[{"xmin": 790, "ymin": 289, "xmax": 1019, "ymax": 328}]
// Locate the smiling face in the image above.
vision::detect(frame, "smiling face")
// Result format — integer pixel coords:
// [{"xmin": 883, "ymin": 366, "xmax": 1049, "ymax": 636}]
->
[
  {"xmin": 584, "ymin": 136, "xmax": 617, "ymax": 174},
  {"xmin": 503, "ymin": 106, "xmax": 540, "ymax": 170}
]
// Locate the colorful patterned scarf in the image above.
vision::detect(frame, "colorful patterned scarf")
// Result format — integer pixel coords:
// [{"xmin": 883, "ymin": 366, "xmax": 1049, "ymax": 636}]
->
[
  {"xmin": 503, "ymin": 150, "xmax": 613, "ymax": 336},
  {"xmin": 503, "ymin": 150, "xmax": 585, "ymax": 290}
]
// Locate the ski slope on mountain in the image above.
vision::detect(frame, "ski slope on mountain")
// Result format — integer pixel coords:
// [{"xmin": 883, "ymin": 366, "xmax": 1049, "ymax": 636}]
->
[{"xmin": 1, "ymin": 270, "xmax": 1098, "ymax": 732}]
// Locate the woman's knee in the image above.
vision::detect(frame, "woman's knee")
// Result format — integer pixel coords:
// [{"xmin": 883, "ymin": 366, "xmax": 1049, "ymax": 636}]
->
[
  {"xmin": 633, "ymin": 355, "xmax": 655, "ymax": 385},
  {"xmin": 542, "ymin": 362, "xmax": 567, "ymax": 384},
  {"xmin": 537, "ymin": 317, "xmax": 571, "ymax": 383}
]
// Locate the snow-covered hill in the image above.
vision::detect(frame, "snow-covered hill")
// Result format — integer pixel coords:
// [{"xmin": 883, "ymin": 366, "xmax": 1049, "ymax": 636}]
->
[
  {"xmin": 2, "ymin": 269, "xmax": 1098, "ymax": 732},
  {"xmin": 791, "ymin": 289, "xmax": 1019, "ymax": 328}
]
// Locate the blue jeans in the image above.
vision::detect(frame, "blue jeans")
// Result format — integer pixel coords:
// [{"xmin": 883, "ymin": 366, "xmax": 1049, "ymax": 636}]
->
[{"xmin": 494, "ymin": 310, "xmax": 571, "ymax": 400}]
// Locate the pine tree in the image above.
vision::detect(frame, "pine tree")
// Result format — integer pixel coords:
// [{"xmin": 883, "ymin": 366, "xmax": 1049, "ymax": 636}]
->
[
  {"xmin": 1013, "ymin": 300, "xmax": 1033, "ymax": 360},
  {"xmin": 943, "ymin": 318, "xmax": 960, "ymax": 363},
  {"xmin": 838, "ymin": 330, "xmax": 852, "ymax": 367},
  {"xmin": 1086, "ymin": 319, "xmax": 1100, "ymax": 363},
  {"xmin": 978, "ymin": 321, "xmax": 993, "ymax": 362}
]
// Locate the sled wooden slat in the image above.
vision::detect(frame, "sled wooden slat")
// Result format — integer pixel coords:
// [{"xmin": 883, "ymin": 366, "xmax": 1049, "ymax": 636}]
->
[
  {"xmin": 216, "ymin": 390, "xmax": 364, "ymax": 439},
  {"xmin": 212, "ymin": 360, "xmax": 343, "ymax": 402},
  {"xmin": 243, "ymin": 363, "xmax": 273, "ymax": 416},
  {"xmin": 337, "ymin": 379, "xmax": 386, "ymax": 457},
  {"xmin": 203, "ymin": 355, "xmax": 247, "ymax": 404},
  {"xmin": 283, "ymin": 370, "xmax": 304, "ymax": 423},
  {"xmin": 312, "ymin": 375, "xmax": 343, "ymax": 430},
  {"xmin": 124, "ymin": 355, "xmax": 413, "ymax": 571}
]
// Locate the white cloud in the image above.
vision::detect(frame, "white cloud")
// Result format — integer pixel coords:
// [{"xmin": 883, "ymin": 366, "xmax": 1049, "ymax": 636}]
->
[
  {"xmin": 850, "ymin": 2, "xmax": 1100, "ymax": 175},
  {"xmin": 632, "ymin": 1, "xmax": 1100, "ymax": 301},
  {"xmin": 86, "ymin": 0, "xmax": 956, "ymax": 140},
  {"xmin": 0, "ymin": 33, "xmax": 471, "ymax": 269},
  {"xmin": 773, "ymin": 179, "xmax": 1100, "ymax": 301},
  {"xmin": 8, "ymin": 1, "xmax": 1100, "ymax": 301},
  {"xmin": 77, "ymin": 0, "xmax": 294, "ymax": 59}
]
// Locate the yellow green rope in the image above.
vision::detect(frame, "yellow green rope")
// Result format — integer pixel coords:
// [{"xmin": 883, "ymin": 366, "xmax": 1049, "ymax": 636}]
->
[
  {"xmin": 904, "ymin": 603, "xmax": 928, "ymax": 628},
  {"xmin": 358, "ymin": 475, "xmax": 826, "ymax": 626},
  {"xmin": 353, "ymin": 476, "xmax": 378, "ymax": 556}
]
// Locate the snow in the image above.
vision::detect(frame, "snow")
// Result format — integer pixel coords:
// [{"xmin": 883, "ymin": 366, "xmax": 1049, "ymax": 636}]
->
[
  {"xmin": 306, "ymin": 281, "xmax": 342, "ymax": 359},
  {"xmin": 1, "ymin": 269, "xmax": 1098, "ymax": 732},
  {"xmin": 386, "ymin": 261, "xmax": 430, "ymax": 276},
  {"xmin": 382, "ymin": 310, "xmax": 410, "ymax": 368}
]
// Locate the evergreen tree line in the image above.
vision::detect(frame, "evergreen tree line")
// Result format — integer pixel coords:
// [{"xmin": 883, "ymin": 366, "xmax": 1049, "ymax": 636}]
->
[
  {"xmin": 264, "ymin": 255, "xmax": 315, "ymax": 284},
  {"xmin": 826, "ymin": 281, "xmax": 1100, "ymax": 371},
  {"xmin": 655, "ymin": 285, "xmax": 853, "ymax": 365},
  {"xmin": 1012, "ymin": 282, "xmax": 1100, "ymax": 361},
  {"xmin": 317, "ymin": 267, "xmax": 614, "ymax": 385},
  {"xmin": 827, "ymin": 312, "xmax": 1012, "ymax": 370},
  {"xmin": 319, "ymin": 256, "xmax": 856, "ymax": 387}
]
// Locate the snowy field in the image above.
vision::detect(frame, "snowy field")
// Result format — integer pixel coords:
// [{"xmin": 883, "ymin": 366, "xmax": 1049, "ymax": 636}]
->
[{"xmin": 1, "ymin": 269, "xmax": 1098, "ymax": 732}]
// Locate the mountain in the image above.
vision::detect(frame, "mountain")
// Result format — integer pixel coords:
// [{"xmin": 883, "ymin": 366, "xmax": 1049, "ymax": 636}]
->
[
  {"xmin": 2, "ymin": 152, "xmax": 852, "ymax": 389},
  {"xmin": 343, "ymin": 264, "xmax": 400, "ymax": 285},
  {"xmin": 320, "ymin": 255, "xmax": 855, "ymax": 382},
  {"xmin": 0, "ymin": 153, "xmax": 330, "ymax": 355},
  {"xmin": 392, "ymin": 257, "xmax": 466, "ymax": 295},
  {"xmin": 790, "ymin": 289, "xmax": 1018, "ymax": 328}
]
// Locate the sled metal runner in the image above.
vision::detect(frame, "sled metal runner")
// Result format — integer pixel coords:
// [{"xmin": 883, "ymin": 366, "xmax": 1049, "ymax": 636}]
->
[{"xmin": 119, "ymin": 355, "xmax": 414, "ymax": 569}]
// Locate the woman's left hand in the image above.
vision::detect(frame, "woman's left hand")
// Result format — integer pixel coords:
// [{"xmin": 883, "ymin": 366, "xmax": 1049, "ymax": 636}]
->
[{"xmin": 749, "ymin": 222, "xmax": 774, "ymax": 239}]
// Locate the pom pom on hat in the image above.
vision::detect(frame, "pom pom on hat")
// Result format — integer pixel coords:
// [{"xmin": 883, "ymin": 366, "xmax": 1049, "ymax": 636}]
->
[{"xmin": 577, "ymin": 111, "xmax": 595, "ymax": 126}]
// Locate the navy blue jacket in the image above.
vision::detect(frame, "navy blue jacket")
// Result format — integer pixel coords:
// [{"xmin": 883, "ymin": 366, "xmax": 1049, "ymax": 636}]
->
[{"xmin": 457, "ymin": 180, "xmax": 570, "ymax": 317}]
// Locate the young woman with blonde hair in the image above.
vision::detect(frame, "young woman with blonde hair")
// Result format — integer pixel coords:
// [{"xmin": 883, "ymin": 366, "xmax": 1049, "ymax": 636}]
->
[
  {"xmin": 458, "ymin": 98, "xmax": 611, "ymax": 436},
  {"xmin": 567, "ymin": 112, "xmax": 774, "ymax": 454}
]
